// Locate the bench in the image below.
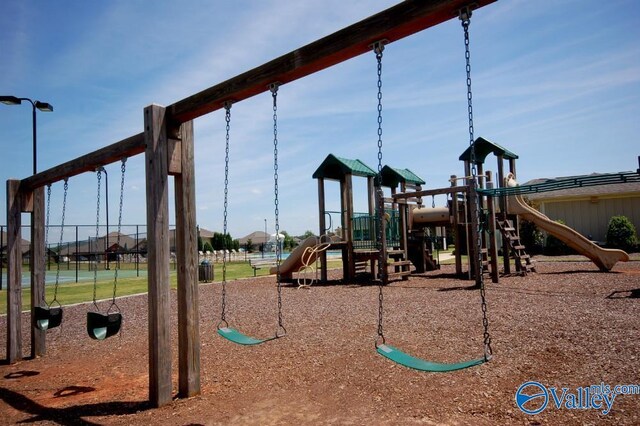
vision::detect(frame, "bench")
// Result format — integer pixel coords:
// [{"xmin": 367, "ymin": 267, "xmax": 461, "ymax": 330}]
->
[{"xmin": 249, "ymin": 259, "xmax": 278, "ymax": 277}]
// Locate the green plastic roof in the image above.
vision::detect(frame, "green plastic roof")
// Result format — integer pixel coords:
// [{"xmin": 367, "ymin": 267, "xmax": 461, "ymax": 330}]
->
[
  {"xmin": 380, "ymin": 165, "xmax": 425, "ymax": 188},
  {"xmin": 312, "ymin": 154, "xmax": 376, "ymax": 180},
  {"xmin": 458, "ymin": 137, "xmax": 518, "ymax": 164}
]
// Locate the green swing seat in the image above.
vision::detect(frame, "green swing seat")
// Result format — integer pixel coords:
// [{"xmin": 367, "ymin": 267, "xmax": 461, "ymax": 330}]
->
[
  {"xmin": 217, "ymin": 327, "xmax": 277, "ymax": 346},
  {"xmin": 376, "ymin": 344, "xmax": 486, "ymax": 372},
  {"xmin": 34, "ymin": 306, "xmax": 63, "ymax": 331},
  {"xmin": 87, "ymin": 311, "xmax": 122, "ymax": 340}
]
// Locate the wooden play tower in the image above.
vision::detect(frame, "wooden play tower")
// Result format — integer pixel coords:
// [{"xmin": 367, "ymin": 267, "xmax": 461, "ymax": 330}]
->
[{"xmin": 314, "ymin": 154, "xmax": 429, "ymax": 283}]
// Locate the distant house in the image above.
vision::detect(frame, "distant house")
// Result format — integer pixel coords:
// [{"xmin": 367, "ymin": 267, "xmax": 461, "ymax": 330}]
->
[
  {"xmin": 0, "ymin": 230, "xmax": 59, "ymax": 264},
  {"xmin": 524, "ymin": 175, "xmax": 640, "ymax": 243},
  {"xmin": 57, "ymin": 231, "xmax": 138, "ymax": 261},
  {"xmin": 237, "ymin": 231, "xmax": 270, "ymax": 251}
]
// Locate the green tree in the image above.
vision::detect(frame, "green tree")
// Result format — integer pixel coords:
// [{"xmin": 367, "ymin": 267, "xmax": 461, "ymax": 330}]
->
[
  {"xmin": 203, "ymin": 241, "xmax": 214, "ymax": 253},
  {"xmin": 245, "ymin": 238, "xmax": 254, "ymax": 252},
  {"xmin": 281, "ymin": 231, "xmax": 297, "ymax": 251},
  {"xmin": 520, "ymin": 219, "xmax": 544, "ymax": 255},
  {"xmin": 606, "ymin": 216, "xmax": 637, "ymax": 251},
  {"xmin": 300, "ymin": 230, "xmax": 315, "ymax": 240},
  {"xmin": 212, "ymin": 232, "xmax": 235, "ymax": 251}
]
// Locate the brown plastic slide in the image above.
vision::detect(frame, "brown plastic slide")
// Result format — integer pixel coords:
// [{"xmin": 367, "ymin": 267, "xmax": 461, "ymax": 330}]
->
[
  {"xmin": 507, "ymin": 194, "xmax": 629, "ymax": 271},
  {"xmin": 270, "ymin": 236, "xmax": 320, "ymax": 279}
]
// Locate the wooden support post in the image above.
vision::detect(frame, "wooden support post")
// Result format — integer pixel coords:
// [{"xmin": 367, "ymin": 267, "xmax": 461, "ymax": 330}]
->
[
  {"xmin": 508, "ymin": 158, "xmax": 520, "ymax": 242},
  {"xmin": 6, "ymin": 179, "xmax": 23, "ymax": 363},
  {"xmin": 144, "ymin": 104, "xmax": 172, "ymax": 407},
  {"xmin": 497, "ymin": 155, "xmax": 510, "ymax": 274},
  {"xmin": 477, "ymin": 163, "xmax": 484, "ymax": 189},
  {"xmin": 317, "ymin": 178, "xmax": 327, "ymax": 282},
  {"xmin": 31, "ymin": 186, "xmax": 46, "ymax": 357},
  {"xmin": 172, "ymin": 120, "xmax": 201, "ymax": 398},
  {"xmin": 367, "ymin": 176, "xmax": 376, "ymax": 276},
  {"xmin": 367, "ymin": 176, "xmax": 375, "ymax": 216},
  {"xmin": 344, "ymin": 174, "xmax": 355, "ymax": 280},
  {"xmin": 377, "ymin": 186, "xmax": 388, "ymax": 284},
  {"xmin": 451, "ymin": 175, "xmax": 463, "ymax": 276},
  {"xmin": 486, "ymin": 172, "xmax": 499, "ymax": 284},
  {"xmin": 468, "ymin": 181, "xmax": 481, "ymax": 287}
]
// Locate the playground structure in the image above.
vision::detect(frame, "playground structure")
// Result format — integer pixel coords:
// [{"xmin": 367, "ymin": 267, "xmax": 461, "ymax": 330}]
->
[
  {"xmin": 303, "ymin": 136, "xmax": 633, "ymax": 285},
  {"xmin": 308, "ymin": 142, "xmax": 520, "ymax": 284}
]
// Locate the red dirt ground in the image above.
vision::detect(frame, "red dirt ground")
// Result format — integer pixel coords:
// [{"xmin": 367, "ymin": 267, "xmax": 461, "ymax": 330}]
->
[{"xmin": 1, "ymin": 259, "xmax": 639, "ymax": 425}]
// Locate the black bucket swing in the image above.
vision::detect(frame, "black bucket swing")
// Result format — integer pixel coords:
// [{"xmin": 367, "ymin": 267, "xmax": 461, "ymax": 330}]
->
[
  {"xmin": 216, "ymin": 92, "xmax": 286, "ymax": 345},
  {"xmin": 34, "ymin": 180, "xmax": 68, "ymax": 331},
  {"xmin": 87, "ymin": 160, "xmax": 126, "ymax": 340}
]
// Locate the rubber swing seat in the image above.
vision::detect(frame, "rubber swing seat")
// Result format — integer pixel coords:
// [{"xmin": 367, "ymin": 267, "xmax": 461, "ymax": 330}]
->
[
  {"xmin": 376, "ymin": 344, "xmax": 486, "ymax": 372},
  {"xmin": 87, "ymin": 311, "xmax": 122, "ymax": 340},
  {"xmin": 217, "ymin": 327, "xmax": 276, "ymax": 345},
  {"xmin": 34, "ymin": 306, "xmax": 63, "ymax": 331}
]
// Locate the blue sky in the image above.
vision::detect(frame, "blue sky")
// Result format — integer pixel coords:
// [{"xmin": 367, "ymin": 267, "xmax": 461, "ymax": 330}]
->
[{"xmin": 1, "ymin": 0, "xmax": 639, "ymax": 242}]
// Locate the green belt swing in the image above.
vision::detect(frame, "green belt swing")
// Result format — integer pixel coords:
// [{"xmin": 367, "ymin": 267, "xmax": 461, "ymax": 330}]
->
[
  {"xmin": 87, "ymin": 160, "xmax": 126, "ymax": 340},
  {"xmin": 34, "ymin": 180, "xmax": 68, "ymax": 331},
  {"xmin": 216, "ymin": 93, "xmax": 286, "ymax": 345},
  {"xmin": 371, "ymin": 9, "xmax": 492, "ymax": 372}
]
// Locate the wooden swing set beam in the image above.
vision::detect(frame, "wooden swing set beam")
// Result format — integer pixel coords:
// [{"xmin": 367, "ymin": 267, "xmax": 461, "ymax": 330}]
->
[
  {"xmin": 168, "ymin": 0, "xmax": 497, "ymax": 124},
  {"xmin": 20, "ymin": 132, "xmax": 145, "ymax": 192}
]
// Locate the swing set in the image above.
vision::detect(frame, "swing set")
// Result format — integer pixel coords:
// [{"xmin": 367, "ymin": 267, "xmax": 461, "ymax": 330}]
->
[
  {"xmin": 32, "ymin": 161, "xmax": 128, "ymax": 340},
  {"xmin": 5, "ymin": 0, "xmax": 499, "ymax": 407}
]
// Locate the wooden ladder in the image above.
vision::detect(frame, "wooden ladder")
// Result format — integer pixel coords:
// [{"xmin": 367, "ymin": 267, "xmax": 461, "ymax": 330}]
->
[
  {"xmin": 496, "ymin": 218, "xmax": 536, "ymax": 275},
  {"xmin": 387, "ymin": 249, "xmax": 412, "ymax": 282}
]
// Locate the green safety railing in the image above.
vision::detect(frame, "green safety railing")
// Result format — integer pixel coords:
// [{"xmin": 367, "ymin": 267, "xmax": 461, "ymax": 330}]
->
[
  {"xmin": 477, "ymin": 171, "xmax": 640, "ymax": 197},
  {"xmin": 352, "ymin": 210, "xmax": 400, "ymax": 249}
]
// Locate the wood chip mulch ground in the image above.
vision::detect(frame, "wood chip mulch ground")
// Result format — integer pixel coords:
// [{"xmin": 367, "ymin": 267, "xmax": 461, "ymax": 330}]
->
[{"xmin": 1, "ymin": 258, "xmax": 639, "ymax": 425}]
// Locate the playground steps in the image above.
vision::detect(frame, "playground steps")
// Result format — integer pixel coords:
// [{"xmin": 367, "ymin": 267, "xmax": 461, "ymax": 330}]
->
[
  {"xmin": 481, "ymin": 248, "xmax": 490, "ymax": 271},
  {"xmin": 386, "ymin": 250, "xmax": 412, "ymax": 282},
  {"xmin": 406, "ymin": 232, "xmax": 439, "ymax": 272},
  {"xmin": 496, "ymin": 218, "xmax": 536, "ymax": 275},
  {"xmin": 355, "ymin": 260, "xmax": 369, "ymax": 274}
]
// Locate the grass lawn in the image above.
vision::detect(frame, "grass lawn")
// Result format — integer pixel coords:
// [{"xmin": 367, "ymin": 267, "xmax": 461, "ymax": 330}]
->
[{"xmin": 0, "ymin": 260, "xmax": 342, "ymax": 314}]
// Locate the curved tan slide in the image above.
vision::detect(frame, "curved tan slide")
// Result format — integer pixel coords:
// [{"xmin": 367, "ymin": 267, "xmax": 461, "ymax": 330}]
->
[
  {"xmin": 508, "ymin": 194, "xmax": 629, "ymax": 271},
  {"xmin": 270, "ymin": 236, "xmax": 320, "ymax": 279}
]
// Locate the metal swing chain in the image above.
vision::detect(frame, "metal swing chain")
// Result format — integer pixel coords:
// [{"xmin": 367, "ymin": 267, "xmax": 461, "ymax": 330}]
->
[
  {"xmin": 461, "ymin": 8, "xmax": 492, "ymax": 360},
  {"xmin": 220, "ymin": 101, "xmax": 232, "ymax": 328},
  {"xmin": 52, "ymin": 179, "xmax": 68, "ymax": 304},
  {"xmin": 270, "ymin": 82, "xmax": 286, "ymax": 337},
  {"xmin": 110, "ymin": 158, "xmax": 126, "ymax": 310},
  {"xmin": 42, "ymin": 184, "xmax": 52, "ymax": 306},
  {"xmin": 93, "ymin": 171, "xmax": 102, "ymax": 309},
  {"xmin": 373, "ymin": 41, "xmax": 386, "ymax": 346}
]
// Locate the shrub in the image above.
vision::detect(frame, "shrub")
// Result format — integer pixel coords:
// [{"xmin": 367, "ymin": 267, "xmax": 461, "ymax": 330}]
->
[
  {"xmin": 519, "ymin": 219, "xmax": 544, "ymax": 254},
  {"xmin": 202, "ymin": 241, "xmax": 214, "ymax": 253},
  {"xmin": 606, "ymin": 216, "xmax": 637, "ymax": 251}
]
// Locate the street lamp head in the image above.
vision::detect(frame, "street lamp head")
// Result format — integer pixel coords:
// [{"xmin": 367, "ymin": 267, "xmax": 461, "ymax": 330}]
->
[
  {"xmin": 0, "ymin": 96, "xmax": 22, "ymax": 105},
  {"xmin": 35, "ymin": 101, "xmax": 53, "ymax": 112}
]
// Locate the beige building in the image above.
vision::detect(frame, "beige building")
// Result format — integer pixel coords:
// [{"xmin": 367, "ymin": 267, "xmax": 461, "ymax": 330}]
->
[{"xmin": 525, "ymin": 178, "xmax": 640, "ymax": 243}]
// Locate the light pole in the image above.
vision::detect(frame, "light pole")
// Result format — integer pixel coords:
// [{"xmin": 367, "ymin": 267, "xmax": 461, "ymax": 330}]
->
[
  {"xmin": 96, "ymin": 167, "xmax": 110, "ymax": 270},
  {"xmin": 263, "ymin": 218, "xmax": 267, "ymax": 258},
  {"xmin": 0, "ymin": 96, "xmax": 54, "ymax": 175}
]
